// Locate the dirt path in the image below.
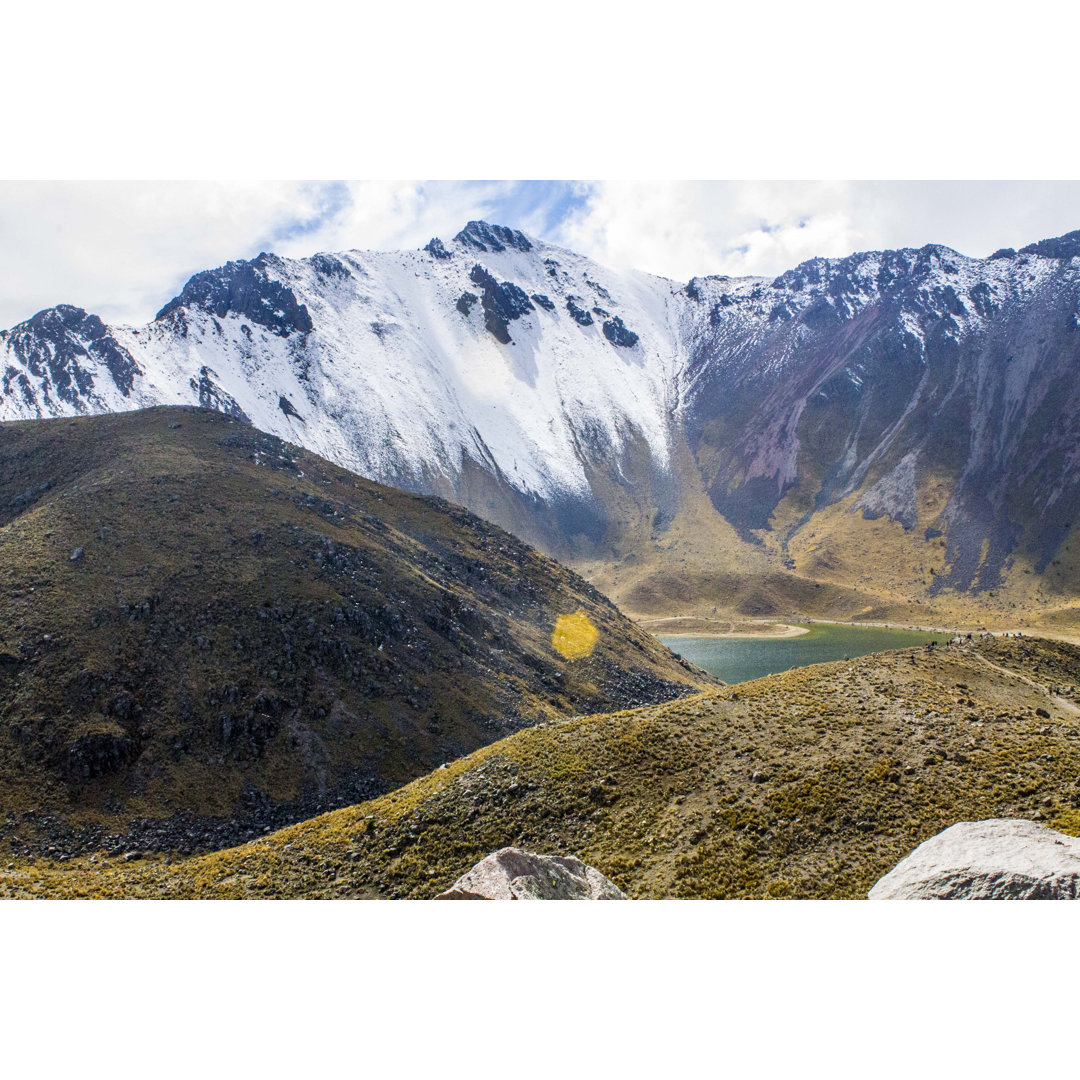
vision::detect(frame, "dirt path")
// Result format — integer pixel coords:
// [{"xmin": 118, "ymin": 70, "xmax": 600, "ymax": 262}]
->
[{"xmin": 970, "ymin": 651, "xmax": 1080, "ymax": 717}]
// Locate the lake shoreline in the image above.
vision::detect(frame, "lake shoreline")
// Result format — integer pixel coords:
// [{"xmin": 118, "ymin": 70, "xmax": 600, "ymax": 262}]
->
[
  {"xmin": 637, "ymin": 617, "xmax": 810, "ymax": 639},
  {"xmin": 656, "ymin": 623, "xmax": 944, "ymax": 684},
  {"xmin": 644, "ymin": 613, "xmax": 1078, "ymax": 644},
  {"xmin": 656, "ymin": 624, "xmax": 810, "ymax": 640},
  {"xmin": 647, "ymin": 617, "xmax": 962, "ymax": 641}
]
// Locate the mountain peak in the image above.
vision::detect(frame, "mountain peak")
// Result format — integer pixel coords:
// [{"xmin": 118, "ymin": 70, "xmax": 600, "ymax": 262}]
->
[
  {"xmin": 453, "ymin": 220, "xmax": 533, "ymax": 254},
  {"xmin": 5, "ymin": 303, "xmax": 94, "ymax": 335},
  {"xmin": 154, "ymin": 256, "xmax": 313, "ymax": 337}
]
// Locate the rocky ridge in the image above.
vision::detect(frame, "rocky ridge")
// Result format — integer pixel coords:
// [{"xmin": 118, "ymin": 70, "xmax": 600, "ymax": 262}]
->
[{"xmin": 0, "ymin": 407, "xmax": 709, "ymax": 857}]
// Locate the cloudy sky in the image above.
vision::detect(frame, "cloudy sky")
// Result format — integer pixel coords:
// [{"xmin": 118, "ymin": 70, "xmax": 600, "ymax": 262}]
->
[{"xmin": 1, "ymin": 180, "xmax": 1078, "ymax": 328}]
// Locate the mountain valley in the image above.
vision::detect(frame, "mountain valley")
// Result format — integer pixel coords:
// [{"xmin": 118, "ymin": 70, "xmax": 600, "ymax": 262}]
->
[{"xmin": 4, "ymin": 219, "xmax": 1080, "ymax": 898}]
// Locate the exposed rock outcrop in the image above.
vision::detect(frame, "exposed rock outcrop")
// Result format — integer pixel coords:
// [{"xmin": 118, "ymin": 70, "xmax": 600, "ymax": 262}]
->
[
  {"xmin": 602, "ymin": 315, "xmax": 639, "ymax": 348},
  {"xmin": 435, "ymin": 847, "xmax": 627, "ymax": 900},
  {"xmin": 423, "ymin": 237, "xmax": 452, "ymax": 260},
  {"xmin": 155, "ymin": 254, "xmax": 313, "ymax": 338},
  {"xmin": 468, "ymin": 265, "xmax": 534, "ymax": 344},
  {"xmin": 2, "ymin": 305, "xmax": 140, "ymax": 404},
  {"xmin": 454, "ymin": 221, "xmax": 533, "ymax": 254},
  {"xmin": 869, "ymin": 819, "xmax": 1080, "ymax": 899},
  {"xmin": 565, "ymin": 296, "xmax": 594, "ymax": 326}
]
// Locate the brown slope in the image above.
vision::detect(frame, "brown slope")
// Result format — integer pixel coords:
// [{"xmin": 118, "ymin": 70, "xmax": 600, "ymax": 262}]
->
[{"xmin": 0, "ymin": 407, "xmax": 711, "ymax": 856}]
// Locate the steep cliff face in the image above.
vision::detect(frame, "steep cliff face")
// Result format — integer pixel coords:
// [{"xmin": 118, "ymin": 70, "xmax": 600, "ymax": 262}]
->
[
  {"xmin": 3, "ymin": 224, "xmax": 1080, "ymax": 617},
  {"xmin": 678, "ymin": 238, "xmax": 1080, "ymax": 596}
]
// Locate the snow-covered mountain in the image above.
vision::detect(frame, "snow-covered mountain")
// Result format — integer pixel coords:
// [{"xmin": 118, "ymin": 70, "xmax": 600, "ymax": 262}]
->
[
  {"xmin": 1, "ymin": 221, "xmax": 687, "ymax": 553},
  {"xmin": 4, "ymin": 220, "xmax": 1080, "ymax": 611}
]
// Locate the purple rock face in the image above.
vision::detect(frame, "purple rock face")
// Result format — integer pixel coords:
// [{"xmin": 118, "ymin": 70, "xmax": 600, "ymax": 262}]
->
[{"xmin": 680, "ymin": 242, "xmax": 1080, "ymax": 590}]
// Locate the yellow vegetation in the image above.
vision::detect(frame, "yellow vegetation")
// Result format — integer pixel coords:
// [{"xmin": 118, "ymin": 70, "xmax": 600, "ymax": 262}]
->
[{"xmin": 552, "ymin": 611, "xmax": 599, "ymax": 659}]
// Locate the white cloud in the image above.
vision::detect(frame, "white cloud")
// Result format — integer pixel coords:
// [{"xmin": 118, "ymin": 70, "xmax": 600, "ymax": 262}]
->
[
  {"xmin": 554, "ymin": 181, "xmax": 1080, "ymax": 283},
  {"xmin": 267, "ymin": 181, "xmax": 522, "ymax": 263},
  {"xmin": 0, "ymin": 181, "xmax": 329, "ymax": 327}
]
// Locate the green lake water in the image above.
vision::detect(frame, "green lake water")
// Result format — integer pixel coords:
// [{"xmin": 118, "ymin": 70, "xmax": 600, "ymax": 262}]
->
[{"xmin": 657, "ymin": 623, "xmax": 942, "ymax": 684}]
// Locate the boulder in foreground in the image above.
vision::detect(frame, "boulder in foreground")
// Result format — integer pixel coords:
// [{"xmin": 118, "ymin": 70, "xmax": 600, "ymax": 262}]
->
[
  {"xmin": 869, "ymin": 819, "xmax": 1080, "ymax": 900},
  {"xmin": 435, "ymin": 848, "xmax": 627, "ymax": 900}
]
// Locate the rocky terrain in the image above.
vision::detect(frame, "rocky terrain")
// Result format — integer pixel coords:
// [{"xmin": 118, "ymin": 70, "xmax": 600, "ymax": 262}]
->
[
  {"xmin": 5, "ymin": 634, "xmax": 1079, "ymax": 899},
  {"xmin": 0, "ymin": 407, "xmax": 709, "ymax": 859},
  {"xmin": 4, "ymin": 223, "xmax": 1080, "ymax": 627}
]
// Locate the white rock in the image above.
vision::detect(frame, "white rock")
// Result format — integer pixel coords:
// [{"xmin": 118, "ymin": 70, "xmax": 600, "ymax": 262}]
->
[
  {"xmin": 869, "ymin": 819, "xmax": 1080, "ymax": 899},
  {"xmin": 435, "ymin": 847, "xmax": 627, "ymax": 900}
]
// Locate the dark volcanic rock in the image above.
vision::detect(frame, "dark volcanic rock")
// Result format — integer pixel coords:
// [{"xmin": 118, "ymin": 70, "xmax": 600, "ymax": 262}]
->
[
  {"xmin": 454, "ymin": 221, "xmax": 533, "ymax": 254},
  {"xmin": 2, "ymin": 306, "xmax": 140, "ymax": 405},
  {"xmin": 602, "ymin": 316, "xmax": 639, "ymax": 347},
  {"xmin": 1018, "ymin": 230, "xmax": 1080, "ymax": 261},
  {"xmin": 62, "ymin": 728, "xmax": 139, "ymax": 780},
  {"xmin": 424, "ymin": 237, "xmax": 452, "ymax": 260},
  {"xmin": 310, "ymin": 254, "xmax": 351, "ymax": 279},
  {"xmin": 156, "ymin": 255, "xmax": 313, "ymax": 338},
  {"xmin": 468, "ymin": 265, "xmax": 534, "ymax": 344},
  {"xmin": 566, "ymin": 297, "xmax": 594, "ymax": 326},
  {"xmin": 190, "ymin": 366, "xmax": 250, "ymax": 423},
  {"xmin": 278, "ymin": 395, "xmax": 304, "ymax": 421}
]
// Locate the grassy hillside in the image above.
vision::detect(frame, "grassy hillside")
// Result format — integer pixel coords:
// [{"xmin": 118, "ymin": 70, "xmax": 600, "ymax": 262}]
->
[
  {"xmin": 8, "ymin": 634, "xmax": 1079, "ymax": 898},
  {"xmin": 0, "ymin": 407, "xmax": 710, "ymax": 856}
]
